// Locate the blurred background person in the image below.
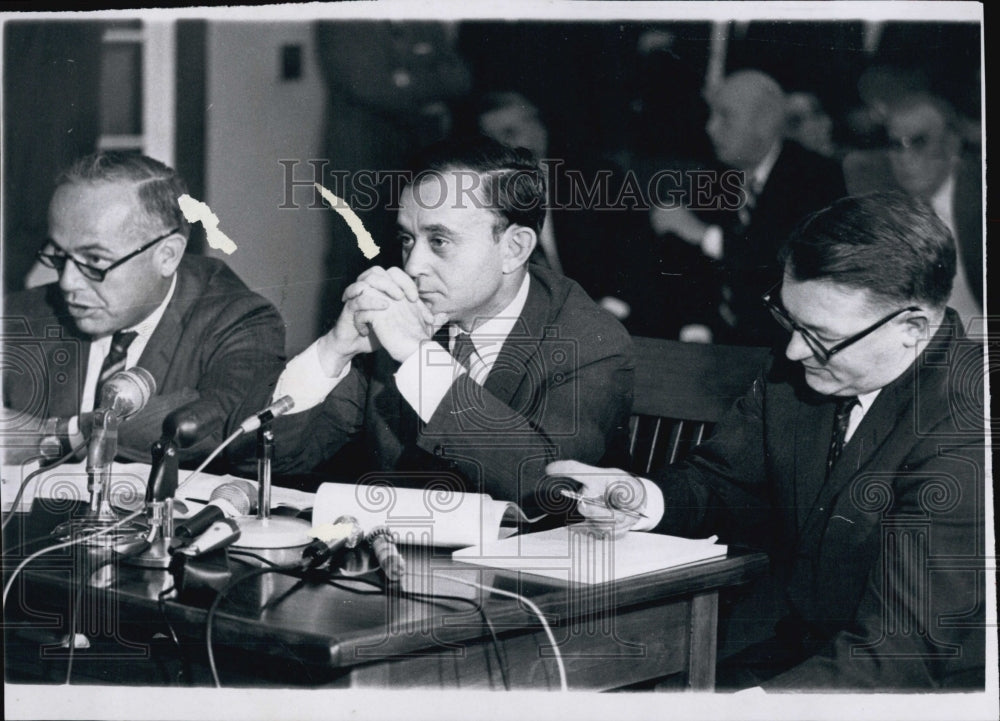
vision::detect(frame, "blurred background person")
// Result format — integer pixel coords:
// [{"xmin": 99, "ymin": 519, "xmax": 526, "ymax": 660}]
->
[
  {"xmin": 470, "ymin": 91, "xmax": 653, "ymax": 333},
  {"xmin": 843, "ymin": 92, "xmax": 981, "ymax": 330},
  {"xmin": 649, "ymin": 70, "xmax": 846, "ymax": 347}
]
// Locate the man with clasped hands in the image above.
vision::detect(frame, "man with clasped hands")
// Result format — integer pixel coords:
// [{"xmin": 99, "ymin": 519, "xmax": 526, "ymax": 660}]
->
[{"xmin": 258, "ymin": 137, "xmax": 633, "ymax": 513}]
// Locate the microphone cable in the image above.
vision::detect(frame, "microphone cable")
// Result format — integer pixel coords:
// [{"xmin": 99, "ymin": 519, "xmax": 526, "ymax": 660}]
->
[
  {"xmin": 174, "ymin": 428, "xmax": 245, "ymax": 496},
  {"xmin": 1, "ymin": 508, "xmax": 145, "ymax": 608},
  {"xmin": 201, "ymin": 560, "xmax": 510, "ymax": 690},
  {"xmin": 205, "ymin": 564, "xmax": 297, "ymax": 688},
  {"xmin": 324, "ymin": 572, "xmax": 511, "ymax": 691},
  {"xmin": 156, "ymin": 584, "xmax": 189, "ymax": 685},
  {"xmin": 435, "ymin": 572, "xmax": 567, "ymax": 692},
  {"xmin": 64, "ymin": 580, "xmax": 86, "ymax": 685},
  {"xmin": 1, "ymin": 441, "xmax": 88, "ymax": 533}
]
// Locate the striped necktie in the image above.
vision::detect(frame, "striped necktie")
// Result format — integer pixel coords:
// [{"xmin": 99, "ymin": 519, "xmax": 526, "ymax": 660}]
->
[
  {"xmin": 826, "ymin": 397, "xmax": 859, "ymax": 477},
  {"xmin": 94, "ymin": 330, "xmax": 138, "ymax": 408}
]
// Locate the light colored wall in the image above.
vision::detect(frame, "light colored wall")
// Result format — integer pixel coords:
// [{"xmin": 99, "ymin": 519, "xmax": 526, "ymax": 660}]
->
[{"xmin": 203, "ymin": 22, "xmax": 328, "ymax": 355}]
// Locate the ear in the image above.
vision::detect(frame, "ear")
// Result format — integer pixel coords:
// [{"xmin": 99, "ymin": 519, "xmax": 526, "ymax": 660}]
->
[
  {"xmin": 500, "ymin": 225, "xmax": 536, "ymax": 274},
  {"xmin": 152, "ymin": 232, "xmax": 187, "ymax": 277},
  {"xmin": 900, "ymin": 309, "xmax": 931, "ymax": 348}
]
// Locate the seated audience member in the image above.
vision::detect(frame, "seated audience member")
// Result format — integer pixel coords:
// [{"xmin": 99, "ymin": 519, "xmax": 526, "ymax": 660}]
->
[
  {"xmin": 2, "ymin": 152, "xmax": 286, "ymax": 464},
  {"xmin": 650, "ymin": 70, "xmax": 846, "ymax": 347},
  {"xmin": 844, "ymin": 92, "xmax": 982, "ymax": 330},
  {"xmin": 254, "ymin": 137, "xmax": 634, "ymax": 510},
  {"xmin": 552, "ymin": 192, "xmax": 984, "ymax": 690},
  {"xmin": 474, "ymin": 91, "xmax": 650, "ymax": 334}
]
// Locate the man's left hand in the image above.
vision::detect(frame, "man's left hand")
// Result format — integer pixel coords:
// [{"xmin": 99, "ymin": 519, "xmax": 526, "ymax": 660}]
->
[{"xmin": 355, "ymin": 294, "xmax": 448, "ymax": 362}]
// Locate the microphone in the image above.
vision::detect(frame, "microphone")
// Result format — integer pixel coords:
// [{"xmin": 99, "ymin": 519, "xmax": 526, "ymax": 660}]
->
[
  {"xmin": 173, "ymin": 480, "xmax": 257, "ymax": 541},
  {"xmin": 98, "ymin": 367, "xmax": 157, "ymax": 422},
  {"xmin": 87, "ymin": 367, "xmax": 158, "ymax": 469},
  {"xmin": 237, "ymin": 395, "xmax": 295, "ymax": 434},
  {"xmin": 161, "ymin": 400, "xmax": 227, "ymax": 449},
  {"xmin": 301, "ymin": 515, "xmax": 363, "ymax": 570},
  {"xmin": 367, "ymin": 526, "xmax": 405, "ymax": 582},
  {"xmin": 176, "ymin": 518, "xmax": 241, "ymax": 557}
]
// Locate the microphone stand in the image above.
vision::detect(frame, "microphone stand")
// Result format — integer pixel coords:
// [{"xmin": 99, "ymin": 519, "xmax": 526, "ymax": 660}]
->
[
  {"xmin": 126, "ymin": 437, "xmax": 179, "ymax": 568},
  {"xmin": 51, "ymin": 409, "xmax": 147, "ymax": 549},
  {"xmin": 87, "ymin": 408, "xmax": 119, "ymax": 520},
  {"xmin": 231, "ymin": 424, "xmax": 311, "ymax": 565}
]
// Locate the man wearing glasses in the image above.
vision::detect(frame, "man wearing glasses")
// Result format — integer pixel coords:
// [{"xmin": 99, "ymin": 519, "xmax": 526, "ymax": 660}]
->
[
  {"xmin": 551, "ymin": 192, "xmax": 984, "ymax": 690},
  {"xmin": 2, "ymin": 151, "xmax": 285, "ymax": 465}
]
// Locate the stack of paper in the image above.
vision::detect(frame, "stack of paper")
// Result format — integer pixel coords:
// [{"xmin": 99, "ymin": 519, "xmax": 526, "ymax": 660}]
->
[{"xmin": 452, "ymin": 525, "xmax": 727, "ymax": 584}]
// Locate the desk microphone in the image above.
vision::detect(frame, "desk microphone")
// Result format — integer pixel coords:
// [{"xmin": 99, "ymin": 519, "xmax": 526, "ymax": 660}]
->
[
  {"xmin": 174, "ymin": 480, "xmax": 257, "ymax": 541},
  {"xmin": 237, "ymin": 396, "xmax": 295, "ymax": 434},
  {"xmin": 301, "ymin": 515, "xmax": 363, "ymax": 570},
  {"xmin": 176, "ymin": 518, "xmax": 241, "ymax": 557},
  {"xmin": 367, "ymin": 526, "xmax": 405, "ymax": 582}
]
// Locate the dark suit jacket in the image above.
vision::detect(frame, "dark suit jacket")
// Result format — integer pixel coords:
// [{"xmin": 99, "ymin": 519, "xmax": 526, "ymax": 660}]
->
[
  {"xmin": 266, "ymin": 265, "xmax": 634, "ymax": 509},
  {"xmin": 688, "ymin": 141, "xmax": 846, "ymax": 347},
  {"xmin": 652, "ymin": 310, "xmax": 984, "ymax": 689},
  {"xmin": 2, "ymin": 255, "xmax": 286, "ymax": 464}
]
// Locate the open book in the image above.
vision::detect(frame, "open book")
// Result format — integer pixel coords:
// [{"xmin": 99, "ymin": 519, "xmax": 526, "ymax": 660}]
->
[{"xmin": 452, "ymin": 525, "xmax": 727, "ymax": 584}]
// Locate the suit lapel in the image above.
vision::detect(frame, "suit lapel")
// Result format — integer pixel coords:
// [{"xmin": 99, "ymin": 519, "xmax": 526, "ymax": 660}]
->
[
  {"xmin": 793, "ymin": 396, "xmax": 835, "ymax": 533},
  {"xmin": 135, "ymin": 265, "xmax": 196, "ymax": 389},
  {"xmin": 482, "ymin": 274, "xmax": 548, "ymax": 406},
  {"xmin": 799, "ymin": 375, "xmax": 910, "ymax": 539}
]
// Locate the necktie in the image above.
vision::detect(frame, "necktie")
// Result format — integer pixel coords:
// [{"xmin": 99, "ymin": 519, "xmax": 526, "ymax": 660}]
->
[
  {"xmin": 826, "ymin": 397, "xmax": 859, "ymax": 477},
  {"xmin": 451, "ymin": 332, "xmax": 476, "ymax": 369},
  {"xmin": 94, "ymin": 330, "xmax": 138, "ymax": 407},
  {"xmin": 736, "ymin": 174, "xmax": 761, "ymax": 230}
]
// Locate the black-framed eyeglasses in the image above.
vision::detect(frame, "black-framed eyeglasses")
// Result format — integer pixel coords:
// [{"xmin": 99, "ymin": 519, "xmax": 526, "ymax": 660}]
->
[
  {"xmin": 762, "ymin": 282, "xmax": 920, "ymax": 363},
  {"xmin": 36, "ymin": 227, "xmax": 179, "ymax": 282}
]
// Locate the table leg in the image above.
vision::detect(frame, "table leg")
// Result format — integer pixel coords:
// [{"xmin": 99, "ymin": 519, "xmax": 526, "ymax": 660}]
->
[{"xmin": 686, "ymin": 591, "xmax": 718, "ymax": 690}]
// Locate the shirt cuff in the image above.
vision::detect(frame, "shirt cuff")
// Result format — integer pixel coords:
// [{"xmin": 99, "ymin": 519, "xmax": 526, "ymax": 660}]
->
[
  {"xmin": 701, "ymin": 224, "xmax": 724, "ymax": 260},
  {"xmin": 273, "ymin": 339, "xmax": 352, "ymax": 414},
  {"xmin": 395, "ymin": 340, "xmax": 466, "ymax": 423},
  {"xmin": 630, "ymin": 476, "xmax": 665, "ymax": 531}
]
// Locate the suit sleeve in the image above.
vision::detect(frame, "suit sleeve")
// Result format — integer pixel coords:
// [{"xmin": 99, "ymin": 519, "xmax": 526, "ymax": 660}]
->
[
  {"xmin": 115, "ymin": 297, "xmax": 286, "ymax": 464},
  {"xmin": 257, "ymin": 364, "xmax": 369, "ymax": 475},
  {"xmin": 416, "ymin": 325, "xmax": 635, "ymax": 507},
  {"xmin": 649, "ymin": 369, "xmax": 774, "ymax": 544},
  {"xmin": 764, "ymin": 430, "xmax": 986, "ymax": 690}
]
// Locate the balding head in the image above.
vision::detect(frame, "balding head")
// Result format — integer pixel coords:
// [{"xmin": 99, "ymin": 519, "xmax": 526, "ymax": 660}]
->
[{"xmin": 706, "ymin": 70, "xmax": 787, "ymax": 170}]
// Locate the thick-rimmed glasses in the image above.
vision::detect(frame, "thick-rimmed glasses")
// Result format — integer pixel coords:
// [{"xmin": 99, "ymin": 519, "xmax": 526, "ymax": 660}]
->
[
  {"xmin": 762, "ymin": 282, "xmax": 920, "ymax": 362},
  {"xmin": 36, "ymin": 227, "xmax": 179, "ymax": 282}
]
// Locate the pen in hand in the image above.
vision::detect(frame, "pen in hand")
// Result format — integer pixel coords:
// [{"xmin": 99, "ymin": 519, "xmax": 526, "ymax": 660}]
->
[{"xmin": 560, "ymin": 489, "xmax": 648, "ymax": 520}]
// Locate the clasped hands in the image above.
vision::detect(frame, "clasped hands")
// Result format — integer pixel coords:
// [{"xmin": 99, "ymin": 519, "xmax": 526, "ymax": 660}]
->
[{"xmin": 320, "ymin": 267, "xmax": 449, "ymax": 372}]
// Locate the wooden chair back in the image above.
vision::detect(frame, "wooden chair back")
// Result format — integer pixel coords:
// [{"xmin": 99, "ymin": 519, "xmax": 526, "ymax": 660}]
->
[{"xmin": 628, "ymin": 337, "xmax": 770, "ymax": 475}]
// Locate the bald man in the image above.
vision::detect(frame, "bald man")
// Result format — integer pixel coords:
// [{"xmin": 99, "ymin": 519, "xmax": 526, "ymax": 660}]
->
[{"xmin": 650, "ymin": 70, "xmax": 846, "ymax": 347}]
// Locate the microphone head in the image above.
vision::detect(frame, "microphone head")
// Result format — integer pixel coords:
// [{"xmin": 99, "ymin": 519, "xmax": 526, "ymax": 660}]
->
[
  {"xmin": 209, "ymin": 479, "xmax": 258, "ymax": 516},
  {"xmin": 272, "ymin": 395, "xmax": 295, "ymax": 417},
  {"xmin": 100, "ymin": 367, "xmax": 156, "ymax": 420},
  {"xmin": 162, "ymin": 400, "xmax": 226, "ymax": 448}
]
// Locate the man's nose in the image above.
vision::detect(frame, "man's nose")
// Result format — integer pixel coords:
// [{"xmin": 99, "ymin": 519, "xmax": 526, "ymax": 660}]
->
[
  {"xmin": 57, "ymin": 258, "xmax": 89, "ymax": 294},
  {"xmin": 784, "ymin": 330, "xmax": 814, "ymax": 363},
  {"xmin": 402, "ymin": 241, "xmax": 430, "ymax": 277}
]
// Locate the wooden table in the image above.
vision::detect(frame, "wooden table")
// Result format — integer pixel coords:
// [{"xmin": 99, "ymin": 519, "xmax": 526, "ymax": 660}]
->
[{"xmin": 3, "ymin": 507, "xmax": 767, "ymax": 691}]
